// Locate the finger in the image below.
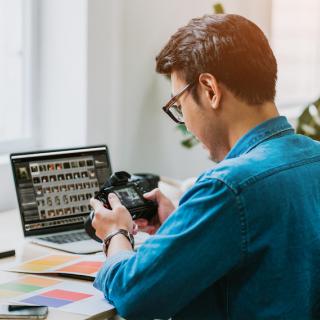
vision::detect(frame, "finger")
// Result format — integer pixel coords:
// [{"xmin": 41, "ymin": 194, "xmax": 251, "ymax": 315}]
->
[
  {"xmin": 143, "ymin": 188, "xmax": 160, "ymax": 201},
  {"xmin": 149, "ymin": 227, "xmax": 157, "ymax": 235},
  {"xmin": 144, "ymin": 225, "xmax": 157, "ymax": 235},
  {"xmin": 132, "ymin": 222, "xmax": 139, "ymax": 235},
  {"xmin": 151, "ymin": 213, "xmax": 161, "ymax": 226},
  {"xmin": 92, "ymin": 211, "xmax": 106, "ymax": 229},
  {"xmin": 90, "ymin": 198, "xmax": 105, "ymax": 212},
  {"xmin": 108, "ymin": 193, "xmax": 123, "ymax": 209},
  {"xmin": 134, "ymin": 218, "xmax": 148, "ymax": 228}
]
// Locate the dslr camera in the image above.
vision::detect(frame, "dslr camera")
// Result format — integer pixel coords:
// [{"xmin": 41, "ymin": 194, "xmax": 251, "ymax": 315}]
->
[{"xmin": 84, "ymin": 171, "xmax": 159, "ymax": 242}]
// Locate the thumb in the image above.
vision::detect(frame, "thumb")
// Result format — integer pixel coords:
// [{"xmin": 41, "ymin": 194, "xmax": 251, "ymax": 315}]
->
[
  {"xmin": 143, "ymin": 188, "xmax": 161, "ymax": 202},
  {"xmin": 108, "ymin": 193, "xmax": 123, "ymax": 209}
]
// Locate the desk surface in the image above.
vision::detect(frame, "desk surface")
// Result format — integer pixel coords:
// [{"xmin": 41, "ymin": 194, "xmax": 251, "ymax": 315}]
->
[{"xmin": 0, "ymin": 208, "xmax": 117, "ymax": 320}]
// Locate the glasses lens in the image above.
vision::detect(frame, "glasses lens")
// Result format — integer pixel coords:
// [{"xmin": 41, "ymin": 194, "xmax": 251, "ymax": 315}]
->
[{"xmin": 169, "ymin": 104, "xmax": 184, "ymax": 123}]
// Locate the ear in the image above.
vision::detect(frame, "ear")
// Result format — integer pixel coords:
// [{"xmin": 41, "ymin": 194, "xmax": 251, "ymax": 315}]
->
[{"xmin": 198, "ymin": 73, "xmax": 221, "ymax": 110}]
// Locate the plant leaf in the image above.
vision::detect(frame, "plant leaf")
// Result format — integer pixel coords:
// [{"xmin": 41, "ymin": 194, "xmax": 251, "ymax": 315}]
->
[{"xmin": 213, "ymin": 3, "xmax": 224, "ymax": 14}]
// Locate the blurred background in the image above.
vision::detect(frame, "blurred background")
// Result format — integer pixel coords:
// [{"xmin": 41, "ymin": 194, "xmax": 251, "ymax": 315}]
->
[{"xmin": 1, "ymin": 0, "xmax": 320, "ymax": 211}]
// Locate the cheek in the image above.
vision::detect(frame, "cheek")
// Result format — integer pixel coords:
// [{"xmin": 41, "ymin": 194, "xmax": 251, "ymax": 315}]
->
[
  {"xmin": 183, "ymin": 103, "xmax": 199, "ymax": 128},
  {"xmin": 184, "ymin": 107, "xmax": 206, "ymax": 139},
  {"xmin": 184, "ymin": 114, "xmax": 197, "ymax": 137}
]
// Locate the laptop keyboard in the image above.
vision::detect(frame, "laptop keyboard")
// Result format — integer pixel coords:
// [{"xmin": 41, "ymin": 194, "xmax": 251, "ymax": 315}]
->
[{"xmin": 39, "ymin": 230, "xmax": 91, "ymax": 244}]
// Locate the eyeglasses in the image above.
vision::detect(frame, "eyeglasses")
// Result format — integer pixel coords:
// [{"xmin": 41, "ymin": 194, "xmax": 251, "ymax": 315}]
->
[{"xmin": 162, "ymin": 82, "xmax": 194, "ymax": 124}]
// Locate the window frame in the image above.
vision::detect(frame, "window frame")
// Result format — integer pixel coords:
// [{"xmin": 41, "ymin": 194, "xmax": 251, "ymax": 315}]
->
[{"xmin": 0, "ymin": 0, "xmax": 39, "ymax": 155}]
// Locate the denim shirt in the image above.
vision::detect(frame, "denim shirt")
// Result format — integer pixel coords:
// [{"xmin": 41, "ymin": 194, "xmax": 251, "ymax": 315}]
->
[{"xmin": 94, "ymin": 116, "xmax": 320, "ymax": 320}]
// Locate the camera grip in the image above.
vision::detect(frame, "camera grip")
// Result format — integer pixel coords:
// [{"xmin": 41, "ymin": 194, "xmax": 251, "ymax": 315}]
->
[{"xmin": 84, "ymin": 211, "xmax": 102, "ymax": 243}]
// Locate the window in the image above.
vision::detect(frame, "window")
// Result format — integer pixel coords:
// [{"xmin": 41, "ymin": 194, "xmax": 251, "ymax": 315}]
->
[
  {"xmin": 271, "ymin": 0, "xmax": 320, "ymax": 119},
  {"xmin": 0, "ymin": 0, "xmax": 36, "ymax": 153}
]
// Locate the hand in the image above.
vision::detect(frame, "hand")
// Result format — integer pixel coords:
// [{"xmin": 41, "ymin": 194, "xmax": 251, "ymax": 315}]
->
[
  {"xmin": 90, "ymin": 193, "xmax": 136, "ymax": 241},
  {"xmin": 135, "ymin": 188, "xmax": 176, "ymax": 234}
]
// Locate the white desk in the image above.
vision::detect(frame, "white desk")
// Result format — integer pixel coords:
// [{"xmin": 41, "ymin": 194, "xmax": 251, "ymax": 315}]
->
[{"xmin": 0, "ymin": 208, "xmax": 118, "ymax": 320}]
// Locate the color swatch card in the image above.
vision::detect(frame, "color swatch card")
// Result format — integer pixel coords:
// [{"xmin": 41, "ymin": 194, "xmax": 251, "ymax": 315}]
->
[
  {"xmin": 0, "ymin": 275, "xmax": 114, "ymax": 316},
  {"xmin": 6, "ymin": 254, "xmax": 105, "ymax": 280}
]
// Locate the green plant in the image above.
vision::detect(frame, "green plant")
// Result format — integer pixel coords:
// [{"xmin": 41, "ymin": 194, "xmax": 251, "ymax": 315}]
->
[
  {"xmin": 296, "ymin": 97, "xmax": 320, "ymax": 140},
  {"xmin": 176, "ymin": 124, "xmax": 199, "ymax": 148},
  {"xmin": 213, "ymin": 3, "xmax": 224, "ymax": 14},
  {"xmin": 177, "ymin": 2, "xmax": 225, "ymax": 149}
]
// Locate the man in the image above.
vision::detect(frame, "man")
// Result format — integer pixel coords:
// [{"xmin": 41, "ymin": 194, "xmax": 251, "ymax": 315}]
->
[{"xmin": 91, "ymin": 14, "xmax": 320, "ymax": 319}]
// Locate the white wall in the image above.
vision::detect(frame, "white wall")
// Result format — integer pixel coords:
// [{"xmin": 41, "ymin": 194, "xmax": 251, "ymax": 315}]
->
[
  {"xmin": 38, "ymin": 0, "xmax": 87, "ymax": 148},
  {"xmin": 86, "ymin": 0, "xmax": 272, "ymax": 179},
  {"xmin": 0, "ymin": 0, "xmax": 272, "ymax": 211},
  {"xmin": 86, "ymin": 0, "xmax": 124, "ymax": 171}
]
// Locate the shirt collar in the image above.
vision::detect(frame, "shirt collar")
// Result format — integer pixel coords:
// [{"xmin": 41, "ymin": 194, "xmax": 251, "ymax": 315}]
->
[{"xmin": 225, "ymin": 116, "xmax": 295, "ymax": 160}]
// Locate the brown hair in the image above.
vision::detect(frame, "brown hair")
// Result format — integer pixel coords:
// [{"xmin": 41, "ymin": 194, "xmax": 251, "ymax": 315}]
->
[{"xmin": 156, "ymin": 14, "xmax": 277, "ymax": 105}]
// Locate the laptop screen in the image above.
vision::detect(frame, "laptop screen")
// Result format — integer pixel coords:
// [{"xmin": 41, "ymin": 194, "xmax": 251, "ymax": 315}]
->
[{"xmin": 10, "ymin": 145, "xmax": 112, "ymax": 237}]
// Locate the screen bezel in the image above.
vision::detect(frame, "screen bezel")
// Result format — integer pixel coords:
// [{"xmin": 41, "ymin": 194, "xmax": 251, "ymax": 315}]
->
[{"xmin": 10, "ymin": 145, "xmax": 112, "ymax": 237}]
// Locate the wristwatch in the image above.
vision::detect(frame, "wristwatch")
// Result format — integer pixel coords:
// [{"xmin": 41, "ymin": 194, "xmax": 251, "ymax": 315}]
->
[{"xmin": 103, "ymin": 229, "xmax": 135, "ymax": 255}]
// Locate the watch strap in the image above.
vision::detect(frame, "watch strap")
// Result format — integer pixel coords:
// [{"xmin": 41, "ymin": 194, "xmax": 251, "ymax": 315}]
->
[{"xmin": 103, "ymin": 229, "xmax": 134, "ymax": 255}]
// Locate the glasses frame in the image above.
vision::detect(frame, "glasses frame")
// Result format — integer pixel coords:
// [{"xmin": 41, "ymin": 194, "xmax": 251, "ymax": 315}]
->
[{"xmin": 162, "ymin": 82, "xmax": 194, "ymax": 124}]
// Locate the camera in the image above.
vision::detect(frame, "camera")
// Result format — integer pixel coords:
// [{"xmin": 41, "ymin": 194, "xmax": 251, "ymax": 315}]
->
[{"xmin": 84, "ymin": 171, "xmax": 159, "ymax": 242}]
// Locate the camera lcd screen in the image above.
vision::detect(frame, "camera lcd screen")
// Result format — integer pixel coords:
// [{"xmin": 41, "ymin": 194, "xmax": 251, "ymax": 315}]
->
[{"xmin": 114, "ymin": 186, "xmax": 144, "ymax": 208}]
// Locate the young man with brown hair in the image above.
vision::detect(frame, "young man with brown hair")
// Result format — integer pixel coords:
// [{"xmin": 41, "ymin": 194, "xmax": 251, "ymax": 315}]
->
[{"xmin": 91, "ymin": 14, "xmax": 320, "ymax": 319}]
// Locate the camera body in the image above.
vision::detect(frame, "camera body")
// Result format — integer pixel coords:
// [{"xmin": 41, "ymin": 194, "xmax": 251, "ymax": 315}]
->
[{"xmin": 84, "ymin": 171, "xmax": 159, "ymax": 242}]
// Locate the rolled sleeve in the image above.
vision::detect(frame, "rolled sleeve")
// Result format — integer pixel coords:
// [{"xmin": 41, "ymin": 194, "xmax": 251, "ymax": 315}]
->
[
  {"xmin": 93, "ymin": 178, "xmax": 244, "ymax": 319},
  {"xmin": 94, "ymin": 250, "xmax": 135, "ymax": 301}
]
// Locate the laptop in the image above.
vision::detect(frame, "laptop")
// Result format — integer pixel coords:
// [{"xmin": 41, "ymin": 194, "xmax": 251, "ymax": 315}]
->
[{"xmin": 10, "ymin": 145, "xmax": 112, "ymax": 254}]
